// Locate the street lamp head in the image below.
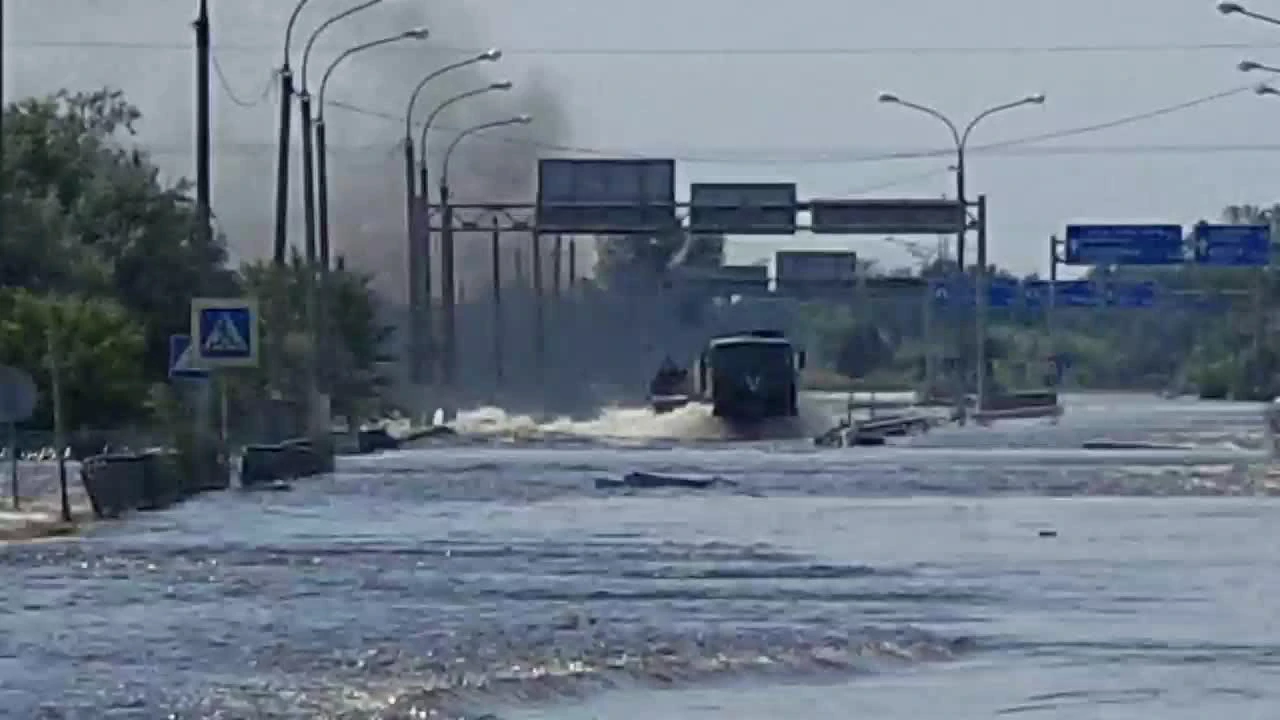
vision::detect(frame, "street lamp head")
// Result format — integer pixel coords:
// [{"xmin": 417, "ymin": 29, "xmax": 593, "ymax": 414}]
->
[
  {"xmin": 513, "ymin": 114, "xmax": 532, "ymax": 124},
  {"xmin": 877, "ymin": 92, "xmax": 901, "ymax": 104},
  {"xmin": 490, "ymin": 80, "xmax": 514, "ymax": 90},
  {"xmin": 480, "ymin": 48, "xmax": 502, "ymax": 61},
  {"xmin": 1255, "ymin": 82, "xmax": 1279, "ymax": 95},
  {"xmin": 1239, "ymin": 59, "xmax": 1263, "ymax": 71},
  {"xmin": 403, "ymin": 27, "xmax": 430, "ymax": 39},
  {"xmin": 1218, "ymin": 2, "xmax": 1245, "ymax": 13},
  {"xmin": 1024, "ymin": 93, "xmax": 1046, "ymax": 104}
]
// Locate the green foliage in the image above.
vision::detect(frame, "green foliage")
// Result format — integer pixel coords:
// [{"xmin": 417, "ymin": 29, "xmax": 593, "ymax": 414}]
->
[
  {"xmin": 234, "ymin": 254, "xmax": 394, "ymax": 422},
  {"xmin": 0, "ymin": 289, "xmax": 148, "ymax": 428},
  {"xmin": 0, "ymin": 86, "xmax": 390, "ymax": 431}
]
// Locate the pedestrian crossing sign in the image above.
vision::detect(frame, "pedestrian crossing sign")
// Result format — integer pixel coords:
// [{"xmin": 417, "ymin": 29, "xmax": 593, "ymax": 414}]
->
[
  {"xmin": 168, "ymin": 334, "xmax": 209, "ymax": 379},
  {"xmin": 190, "ymin": 297, "xmax": 259, "ymax": 367}
]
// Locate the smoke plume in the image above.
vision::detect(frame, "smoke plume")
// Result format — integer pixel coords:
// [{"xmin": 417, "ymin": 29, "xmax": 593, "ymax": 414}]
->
[{"xmin": 6, "ymin": 0, "xmax": 574, "ymax": 300}]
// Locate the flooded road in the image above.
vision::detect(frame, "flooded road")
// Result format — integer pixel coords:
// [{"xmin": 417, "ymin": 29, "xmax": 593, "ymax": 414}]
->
[{"xmin": 2, "ymin": 394, "xmax": 1278, "ymax": 718}]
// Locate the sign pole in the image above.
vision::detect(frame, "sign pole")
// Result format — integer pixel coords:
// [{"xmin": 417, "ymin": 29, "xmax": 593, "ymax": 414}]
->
[
  {"xmin": 46, "ymin": 326, "xmax": 71, "ymax": 523},
  {"xmin": 8, "ymin": 421, "xmax": 17, "ymax": 510},
  {"xmin": 1048, "ymin": 235, "xmax": 1058, "ymax": 385},
  {"xmin": 975, "ymin": 195, "xmax": 988, "ymax": 413},
  {"xmin": 490, "ymin": 216, "xmax": 504, "ymax": 389},
  {"xmin": 922, "ymin": 282, "xmax": 935, "ymax": 398}
]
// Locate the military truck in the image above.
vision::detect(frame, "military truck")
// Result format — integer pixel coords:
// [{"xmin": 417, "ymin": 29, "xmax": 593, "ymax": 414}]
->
[{"xmin": 691, "ymin": 330, "xmax": 805, "ymax": 421}]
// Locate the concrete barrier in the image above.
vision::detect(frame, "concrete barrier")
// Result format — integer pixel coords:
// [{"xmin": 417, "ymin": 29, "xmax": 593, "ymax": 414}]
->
[
  {"xmin": 79, "ymin": 446, "xmax": 229, "ymax": 519},
  {"xmin": 241, "ymin": 437, "xmax": 334, "ymax": 486}
]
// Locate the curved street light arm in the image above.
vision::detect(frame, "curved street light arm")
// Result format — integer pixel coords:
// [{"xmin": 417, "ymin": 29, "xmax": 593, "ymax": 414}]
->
[
  {"xmin": 318, "ymin": 32, "xmax": 424, "ymax": 116},
  {"xmin": 887, "ymin": 98, "xmax": 962, "ymax": 151},
  {"xmin": 404, "ymin": 51, "xmax": 500, "ymax": 140},
  {"xmin": 283, "ymin": 0, "xmax": 316, "ymax": 67},
  {"xmin": 420, "ymin": 84, "xmax": 509, "ymax": 167},
  {"xmin": 960, "ymin": 97, "xmax": 1041, "ymax": 147},
  {"xmin": 301, "ymin": 0, "xmax": 381, "ymax": 91},
  {"xmin": 442, "ymin": 117, "xmax": 530, "ymax": 186}
]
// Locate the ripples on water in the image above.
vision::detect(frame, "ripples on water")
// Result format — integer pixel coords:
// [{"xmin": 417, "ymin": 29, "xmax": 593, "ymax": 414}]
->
[{"xmin": 0, "ymin": 394, "xmax": 1277, "ymax": 718}]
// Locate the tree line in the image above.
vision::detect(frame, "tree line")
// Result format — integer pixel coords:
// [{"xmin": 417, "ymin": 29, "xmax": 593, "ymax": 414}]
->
[{"xmin": 0, "ymin": 88, "xmax": 391, "ymax": 432}]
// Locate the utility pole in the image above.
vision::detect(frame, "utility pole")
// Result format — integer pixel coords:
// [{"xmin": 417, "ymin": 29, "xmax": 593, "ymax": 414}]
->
[
  {"xmin": 194, "ymin": 0, "xmax": 211, "ymax": 248},
  {"xmin": 193, "ymin": 0, "xmax": 214, "ymax": 471}
]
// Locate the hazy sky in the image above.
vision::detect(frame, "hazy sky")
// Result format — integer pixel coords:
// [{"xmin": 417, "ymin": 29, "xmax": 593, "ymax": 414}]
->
[{"xmin": 10, "ymin": 0, "xmax": 1280, "ymax": 279}]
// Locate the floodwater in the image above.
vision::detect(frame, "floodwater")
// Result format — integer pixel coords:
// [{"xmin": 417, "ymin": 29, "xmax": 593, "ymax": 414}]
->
[{"xmin": 2, "ymin": 393, "xmax": 1279, "ymax": 719}]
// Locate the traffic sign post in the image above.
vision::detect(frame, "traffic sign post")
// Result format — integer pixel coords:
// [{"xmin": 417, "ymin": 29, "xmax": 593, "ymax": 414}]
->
[
  {"xmin": 190, "ymin": 298, "xmax": 259, "ymax": 368},
  {"xmin": 168, "ymin": 334, "xmax": 210, "ymax": 379},
  {"xmin": 1193, "ymin": 224, "xmax": 1271, "ymax": 266},
  {"xmin": 1063, "ymin": 224, "xmax": 1185, "ymax": 265},
  {"xmin": 688, "ymin": 182, "xmax": 797, "ymax": 235},
  {"xmin": 0, "ymin": 365, "xmax": 38, "ymax": 510}
]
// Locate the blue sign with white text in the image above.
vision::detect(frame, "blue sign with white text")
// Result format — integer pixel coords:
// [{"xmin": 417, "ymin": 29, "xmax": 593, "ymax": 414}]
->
[
  {"xmin": 1054, "ymin": 280, "xmax": 1101, "ymax": 307},
  {"xmin": 1064, "ymin": 224, "xmax": 1184, "ymax": 265},
  {"xmin": 168, "ymin": 334, "xmax": 208, "ymax": 379},
  {"xmin": 1105, "ymin": 281, "xmax": 1157, "ymax": 308},
  {"xmin": 1193, "ymin": 224, "xmax": 1270, "ymax": 266},
  {"xmin": 930, "ymin": 278, "xmax": 1017, "ymax": 308}
]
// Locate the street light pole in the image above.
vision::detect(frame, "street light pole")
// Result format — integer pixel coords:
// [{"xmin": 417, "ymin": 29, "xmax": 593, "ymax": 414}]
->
[
  {"xmin": 417, "ymin": 80, "xmax": 513, "ymax": 390},
  {"xmin": 310, "ymin": 29, "xmax": 427, "ymax": 401},
  {"xmin": 401, "ymin": 50, "xmax": 501, "ymax": 385},
  {"xmin": 314, "ymin": 28, "xmax": 429, "ymax": 270},
  {"xmin": 437, "ymin": 115, "xmax": 532, "ymax": 395},
  {"xmin": 876, "ymin": 92, "xmax": 1044, "ymax": 269},
  {"xmin": 877, "ymin": 92, "xmax": 1044, "ymax": 412},
  {"xmin": 274, "ymin": 0, "xmax": 316, "ymax": 267},
  {"xmin": 299, "ymin": 0, "xmax": 382, "ymax": 272}
]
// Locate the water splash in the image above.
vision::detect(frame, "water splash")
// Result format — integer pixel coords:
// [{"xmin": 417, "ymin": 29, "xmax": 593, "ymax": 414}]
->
[{"xmin": 448, "ymin": 401, "xmax": 835, "ymax": 442}]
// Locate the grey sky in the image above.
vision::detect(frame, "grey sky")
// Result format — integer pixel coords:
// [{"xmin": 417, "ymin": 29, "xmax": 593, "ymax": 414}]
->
[{"xmin": 9, "ymin": 0, "xmax": 1280, "ymax": 279}]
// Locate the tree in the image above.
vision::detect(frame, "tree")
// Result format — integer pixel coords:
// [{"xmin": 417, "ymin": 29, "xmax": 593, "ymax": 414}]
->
[
  {"xmin": 2, "ymin": 89, "xmax": 236, "ymax": 381},
  {"xmin": 0, "ymin": 290, "xmax": 147, "ymax": 429},
  {"xmin": 236, "ymin": 255, "xmax": 395, "ymax": 422}
]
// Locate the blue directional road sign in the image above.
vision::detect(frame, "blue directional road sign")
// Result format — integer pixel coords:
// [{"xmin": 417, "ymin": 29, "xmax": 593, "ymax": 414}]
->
[
  {"xmin": 190, "ymin": 297, "xmax": 259, "ymax": 368},
  {"xmin": 1064, "ymin": 224, "xmax": 1185, "ymax": 265},
  {"xmin": 168, "ymin": 334, "xmax": 209, "ymax": 379},
  {"xmin": 1053, "ymin": 280, "xmax": 1101, "ymax": 307},
  {"xmin": 930, "ymin": 278, "xmax": 1017, "ymax": 308},
  {"xmin": 1105, "ymin": 281, "xmax": 1157, "ymax": 308},
  {"xmin": 1193, "ymin": 224, "xmax": 1271, "ymax": 266}
]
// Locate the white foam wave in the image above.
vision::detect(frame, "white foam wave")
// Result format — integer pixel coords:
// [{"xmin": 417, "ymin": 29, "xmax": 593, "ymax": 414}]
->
[{"xmin": 450, "ymin": 401, "xmax": 836, "ymax": 442}]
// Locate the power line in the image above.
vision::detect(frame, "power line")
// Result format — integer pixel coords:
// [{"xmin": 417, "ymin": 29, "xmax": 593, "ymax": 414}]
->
[
  {"xmin": 210, "ymin": 52, "xmax": 275, "ymax": 108},
  {"xmin": 313, "ymin": 83, "xmax": 1253, "ymax": 164},
  {"xmin": 161, "ymin": 139, "xmax": 1280, "ymax": 159},
  {"xmin": 11, "ymin": 39, "xmax": 1280, "ymax": 56}
]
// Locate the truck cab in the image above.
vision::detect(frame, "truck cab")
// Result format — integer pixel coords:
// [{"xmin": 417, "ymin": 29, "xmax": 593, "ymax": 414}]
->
[{"xmin": 694, "ymin": 330, "xmax": 804, "ymax": 421}]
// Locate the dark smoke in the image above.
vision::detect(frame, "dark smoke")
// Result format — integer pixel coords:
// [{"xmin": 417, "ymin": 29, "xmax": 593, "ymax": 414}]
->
[{"xmin": 7, "ymin": 0, "xmax": 574, "ymax": 300}]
